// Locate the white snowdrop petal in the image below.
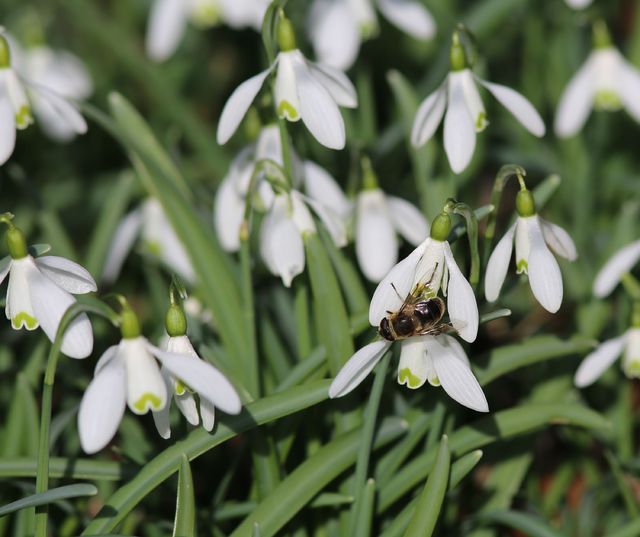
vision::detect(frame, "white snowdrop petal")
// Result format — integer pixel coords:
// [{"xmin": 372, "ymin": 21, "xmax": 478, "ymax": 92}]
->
[
  {"xmin": 329, "ymin": 340, "xmax": 391, "ymax": 398},
  {"xmin": 122, "ymin": 338, "xmax": 167, "ymax": 414},
  {"xmin": 368, "ymin": 239, "xmax": 426, "ymax": 326},
  {"xmin": 303, "ymin": 195, "xmax": 348, "ymax": 248},
  {"xmin": 554, "ymin": 56, "xmax": 595, "ymax": 138},
  {"xmin": 152, "ymin": 369, "xmax": 174, "ymax": 439},
  {"xmin": 429, "ymin": 336, "xmax": 488, "ymax": 412},
  {"xmin": 175, "ymin": 391, "xmax": 200, "ymax": 426},
  {"xmin": 102, "ymin": 208, "xmax": 143, "ymax": 284},
  {"xmin": 478, "ymin": 78, "xmax": 545, "ymax": 136},
  {"xmin": 540, "ymin": 218, "xmax": 578, "ymax": 261},
  {"xmin": 78, "ymin": 358, "xmax": 126, "ymax": 454},
  {"xmin": 574, "ymin": 333, "xmax": 627, "ymax": 387},
  {"xmin": 618, "ymin": 60, "xmax": 640, "ymax": 122},
  {"xmin": 593, "ymin": 240, "xmax": 640, "ymax": 298},
  {"xmin": 527, "ymin": 216, "xmax": 563, "ymax": 313},
  {"xmin": 275, "ymin": 52, "xmax": 301, "ymax": 121},
  {"xmin": 484, "ymin": 223, "xmax": 516, "ymax": 302},
  {"xmin": 199, "ymin": 397, "xmax": 216, "ymax": 431},
  {"xmin": 27, "ymin": 84, "xmax": 87, "ymax": 135},
  {"xmin": 0, "ymin": 256, "xmax": 11, "ymax": 286},
  {"xmin": 441, "ymin": 334, "xmax": 470, "ymax": 368},
  {"xmin": 376, "ymin": 0, "xmax": 436, "ymax": 40},
  {"xmin": 35, "ymin": 256, "xmax": 97, "ymax": 294},
  {"xmin": 444, "ymin": 74, "xmax": 476, "ymax": 173},
  {"xmin": 386, "ymin": 196, "xmax": 429, "ymax": 246},
  {"xmin": 146, "ymin": 0, "xmax": 188, "ymax": 61},
  {"xmin": 356, "ymin": 189, "xmax": 398, "ymax": 282},
  {"xmin": 0, "ymin": 90, "xmax": 16, "ymax": 165},
  {"xmin": 443, "ymin": 242, "xmax": 478, "ymax": 343},
  {"xmin": 397, "ymin": 338, "xmax": 428, "ymax": 389},
  {"xmin": 309, "ymin": 0, "xmax": 361, "ymax": 70},
  {"xmin": 308, "ymin": 62, "xmax": 358, "ymax": 108},
  {"xmin": 565, "ymin": 0, "xmax": 593, "ymax": 8},
  {"xmin": 411, "ymin": 84, "xmax": 446, "ymax": 147},
  {"xmin": 217, "ymin": 67, "xmax": 272, "ymax": 144},
  {"xmin": 214, "ymin": 176, "xmax": 245, "ymax": 252},
  {"xmin": 303, "ymin": 160, "xmax": 352, "ymax": 219}
]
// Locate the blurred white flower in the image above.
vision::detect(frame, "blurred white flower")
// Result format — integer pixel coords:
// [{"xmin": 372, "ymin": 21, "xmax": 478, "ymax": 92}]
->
[
  {"xmin": 308, "ymin": 0, "xmax": 436, "ymax": 70},
  {"xmin": 564, "ymin": 0, "xmax": 593, "ymax": 9},
  {"xmin": 78, "ymin": 333, "xmax": 241, "ymax": 453},
  {"xmin": 574, "ymin": 328, "xmax": 640, "ymax": 387},
  {"xmin": 555, "ymin": 46, "xmax": 640, "ymax": 138},
  {"xmin": 485, "ymin": 208, "xmax": 577, "ymax": 314},
  {"xmin": 216, "ymin": 46, "xmax": 357, "ymax": 150},
  {"xmin": 411, "ymin": 44, "xmax": 545, "ymax": 173},
  {"xmin": 146, "ymin": 0, "xmax": 269, "ymax": 61},
  {"xmin": 152, "ymin": 334, "xmax": 241, "ymax": 438},
  {"xmin": 102, "ymin": 198, "xmax": 195, "ymax": 285},
  {"xmin": 0, "ymin": 239, "xmax": 96, "ymax": 358},
  {"xmin": 593, "ymin": 240, "xmax": 640, "ymax": 298}
]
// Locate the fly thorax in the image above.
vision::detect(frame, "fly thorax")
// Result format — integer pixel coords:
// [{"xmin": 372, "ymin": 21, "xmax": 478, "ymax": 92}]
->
[
  {"xmin": 592, "ymin": 48, "xmax": 623, "ymax": 111},
  {"xmin": 275, "ymin": 51, "xmax": 301, "ymax": 121},
  {"xmin": 623, "ymin": 328, "xmax": 640, "ymax": 379}
]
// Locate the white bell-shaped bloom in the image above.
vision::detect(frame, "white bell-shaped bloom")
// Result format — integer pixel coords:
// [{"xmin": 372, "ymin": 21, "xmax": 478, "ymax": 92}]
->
[
  {"xmin": 328, "ymin": 333, "xmax": 488, "ymax": 412},
  {"xmin": 216, "ymin": 49, "xmax": 357, "ymax": 150},
  {"xmin": 574, "ymin": 328, "xmax": 640, "ymax": 387},
  {"xmin": 152, "ymin": 335, "xmax": 241, "ymax": 438},
  {"xmin": 355, "ymin": 188, "xmax": 428, "ymax": 282},
  {"xmin": 260, "ymin": 190, "xmax": 347, "ymax": 287},
  {"xmin": 593, "ymin": 240, "xmax": 640, "ymax": 298},
  {"xmin": 308, "ymin": 0, "xmax": 435, "ymax": 70},
  {"xmin": 78, "ymin": 334, "xmax": 242, "ymax": 453},
  {"xmin": 411, "ymin": 68, "xmax": 545, "ymax": 173},
  {"xmin": 565, "ymin": 0, "xmax": 593, "ymax": 8},
  {"xmin": 0, "ymin": 253, "xmax": 96, "ymax": 358},
  {"xmin": 146, "ymin": 0, "xmax": 269, "ymax": 61},
  {"xmin": 368, "ymin": 235, "xmax": 479, "ymax": 343},
  {"xmin": 555, "ymin": 47, "xmax": 640, "ymax": 138},
  {"xmin": 485, "ymin": 214, "xmax": 577, "ymax": 313},
  {"xmin": 102, "ymin": 198, "xmax": 195, "ymax": 285}
]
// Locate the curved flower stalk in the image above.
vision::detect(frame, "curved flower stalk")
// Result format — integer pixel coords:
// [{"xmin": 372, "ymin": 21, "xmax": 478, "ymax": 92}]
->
[
  {"xmin": 593, "ymin": 240, "xmax": 640, "ymax": 298},
  {"xmin": 485, "ymin": 188, "xmax": 577, "ymax": 314},
  {"xmin": 102, "ymin": 198, "xmax": 195, "ymax": 285},
  {"xmin": 0, "ymin": 215, "xmax": 96, "ymax": 358},
  {"xmin": 308, "ymin": 0, "xmax": 436, "ymax": 70},
  {"xmin": 146, "ymin": 0, "xmax": 269, "ymax": 61},
  {"xmin": 78, "ymin": 303, "xmax": 241, "ymax": 454},
  {"xmin": 555, "ymin": 23, "xmax": 640, "ymax": 138},
  {"xmin": 411, "ymin": 32, "xmax": 544, "ymax": 173},
  {"xmin": 216, "ymin": 15, "xmax": 358, "ymax": 150}
]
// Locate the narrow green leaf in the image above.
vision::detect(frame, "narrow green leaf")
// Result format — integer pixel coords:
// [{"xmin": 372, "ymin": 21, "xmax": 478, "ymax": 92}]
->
[
  {"xmin": 0, "ymin": 458, "xmax": 134, "ymax": 480},
  {"xmin": 474, "ymin": 510, "xmax": 567, "ymax": 537},
  {"xmin": 404, "ymin": 435, "xmax": 451, "ymax": 537},
  {"xmin": 354, "ymin": 479, "xmax": 376, "ymax": 537},
  {"xmin": 173, "ymin": 455, "xmax": 196, "ymax": 537},
  {"xmin": 0, "ymin": 484, "xmax": 97, "ymax": 517}
]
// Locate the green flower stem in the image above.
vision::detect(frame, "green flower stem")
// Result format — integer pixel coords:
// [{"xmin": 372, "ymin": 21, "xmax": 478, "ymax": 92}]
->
[
  {"xmin": 451, "ymin": 201, "xmax": 480, "ymax": 287},
  {"xmin": 348, "ymin": 352, "xmax": 391, "ymax": 535},
  {"xmin": 294, "ymin": 283, "xmax": 312, "ymax": 358}
]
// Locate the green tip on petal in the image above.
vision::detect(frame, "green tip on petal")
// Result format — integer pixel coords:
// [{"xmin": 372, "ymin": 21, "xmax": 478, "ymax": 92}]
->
[
  {"xmin": 430, "ymin": 212, "xmax": 452, "ymax": 241},
  {"xmin": 277, "ymin": 100, "xmax": 299, "ymax": 120},
  {"xmin": 516, "ymin": 258, "xmax": 528, "ymax": 274},
  {"xmin": 594, "ymin": 89, "xmax": 622, "ymax": 111},
  {"xmin": 398, "ymin": 368, "xmax": 424, "ymax": 389},
  {"xmin": 15, "ymin": 105, "xmax": 33, "ymax": 129},
  {"xmin": 133, "ymin": 392, "xmax": 163, "ymax": 413},
  {"xmin": 12, "ymin": 312, "xmax": 38, "ymax": 330},
  {"xmin": 515, "ymin": 189, "xmax": 536, "ymax": 217}
]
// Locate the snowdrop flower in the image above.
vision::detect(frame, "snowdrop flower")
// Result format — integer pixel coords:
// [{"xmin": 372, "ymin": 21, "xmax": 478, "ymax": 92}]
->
[
  {"xmin": 260, "ymin": 189, "xmax": 347, "ymax": 287},
  {"xmin": 555, "ymin": 23, "xmax": 640, "ymax": 137},
  {"xmin": 593, "ymin": 240, "xmax": 640, "ymax": 298},
  {"xmin": 485, "ymin": 188, "xmax": 577, "ymax": 313},
  {"xmin": 152, "ymin": 300, "xmax": 241, "ymax": 438},
  {"xmin": 102, "ymin": 198, "xmax": 195, "ymax": 285},
  {"xmin": 146, "ymin": 0, "xmax": 269, "ymax": 61},
  {"xmin": 565, "ymin": 0, "xmax": 593, "ymax": 8},
  {"xmin": 411, "ymin": 33, "xmax": 545, "ymax": 173},
  {"xmin": 0, "ymin": 216, "xmax": 96, "ymax": 358},
  {"xmin": 78, "ymin": 304, "xmax": 242, "ymax": 454},
  {"xmin": 308, "ymin": 0, "xmax": 436, "ymax": 70},
  {"xmin": 216, "ymin": 14, "xmax": 358, "ymax": 150}
]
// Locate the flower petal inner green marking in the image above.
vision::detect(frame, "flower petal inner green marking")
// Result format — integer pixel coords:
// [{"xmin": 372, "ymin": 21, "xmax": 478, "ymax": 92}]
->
[
  {"xmin": 398, "ymin": 368, "xmax": 423, "ymax": 389},
  {"xmin": 623, "ymin": 357, "xmax": 640, "ymax": 378},
  {"xmin": 475, "ymin": 111, "xmax": 489, "ymax": 131},
  {"xmin": 595, "ymin": 90, "xmax": 622, "ymax": 111},
  {"xmin": 15, "ymin": 106, "xmax": 33, "ymax": 129},
  {"xmin": 278, "ymin": 100, "xmax": 299, "ymax": 121},
  {"xmin": 12, "ymin": 312, "xmax": 38, "ymax": 330},
  {"xmin": 516, "ymin": 259, "xmax": 528, "ymax": 274},
  {"xmin": 133, "ymin": 393, "xmax": 163, "ymax": 412}
]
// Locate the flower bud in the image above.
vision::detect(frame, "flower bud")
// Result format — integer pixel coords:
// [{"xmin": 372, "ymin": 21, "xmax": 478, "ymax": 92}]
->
[
  {"xmin": 277, "ymin": 14, "xmax": 297, "ymax": 52},
  {"xmin": 120, "ymin": 306, "xmax": 141, "ymax": 339},
  {"xmin": 450, "ymin": 33, "xmax": 466, "ymax": 71},
  {"xmin": 515, "ymin": 189, "xmax": 536, "ymax": 217},
  {"xmin": 0, "ymin": 35, "xmax": 10, "ymax": 68},
  {"xmin": 165, "ymin": 303, "xmax": 188, "ymax": 337},
  {"xmin": 430, "ymin": 212, "xmax": 452, "ymax": 241}
]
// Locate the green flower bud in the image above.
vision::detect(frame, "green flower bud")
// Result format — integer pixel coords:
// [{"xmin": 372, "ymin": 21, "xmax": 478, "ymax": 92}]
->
[
  {"xmin": 361, "ymin": 157, "xmax": 378, "ymax": 190},
  {"xmin": 515, "ymin": 189, "xmax": 536, "ymax": 217},
  {"xmin": 6, "ymin": 226, "xmax": 28, "ymax": 259},
  {"xmin": 0, "ymin": 35, "xmax": 10, "ymax": 69},
  {"xmin": 120, "ymin": 306, "xmax": 141, "ymax": 339},
  {"xmin": 430, "ymin": 212, "xmax": 452, "ymax": 242},
  {"xmin": 593, "ymin": 20, "xmax": 612, "ymax": 50},
  {"xmin": 450, "ymin": 33, "xmax": 466, "ymax": 71},
  {"xmin": 165, "ymin": 303, "xmax": 188, "ymax": 337},
  {"xmin": 277, "ymin": 14, "xmax": 297, "ymax": 52}
]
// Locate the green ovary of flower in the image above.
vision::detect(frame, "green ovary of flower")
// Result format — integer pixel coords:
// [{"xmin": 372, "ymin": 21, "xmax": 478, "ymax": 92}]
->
[
  {"xmin": 595, "ymin": 90, "xmax": 622, "ymax": 111},
  {"xmin": 12, "ymin": 312, "xmax": 38, "ymax": 330},
  {"xmin": 15, "ymin": 106, "xmax": 33, "ymax": 129},
  {"xmin": 133, "ymin": 393, "xmax": 163, "ymax": 412},
  {"xmin": 399, "ymin": 368, "xmax": 423, "ymax": 389},
  {"xmin": 277, "ymin": 101, "xmax": 299, "ymax": 121}
]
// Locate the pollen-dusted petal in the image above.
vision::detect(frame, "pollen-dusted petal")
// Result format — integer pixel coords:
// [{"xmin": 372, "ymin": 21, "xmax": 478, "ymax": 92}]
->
[
  {"xmin": 478, "ymin": 77, "xmax": 545, "ymax": 137},
  {"xmin": 444, "ymin": 72, "xmax": 476, "ymax": 173},
  {"xmin": 275, "ymin": 51, "xmax": 302, "ymax": 121},
  {"xmin": 217, "ymin": 65, "xmax": 273, "ymax": 144},
  {"xmin": 554, "ymin": 54, "xmax": 596, "ymax": 138},
  {"xmin": 618, "ymin": 59, "xmax": 640, "ymax": 122},
  {"xmin": 428, "ymin": 335, "xmax": 488, "ymax": 412},
  {"xmin": 443, "ymin": 242, "xmax": 478, "ymax": 343},
  {"xmin": 213, "ymin": 176, "xmax": 246, "ymax": 253},
  {"xmin": 102, "ymin": 208, "xmax": 143, "ymax": 284},
  {"xmin": 329, "ymin": 340, "xmax": 392, "ymax": 398},
  {"xmin": 484, "ymin": 223, "xmax": 516, "ymax": 302},
  {"xmin": 145, "ymin": 0, "xmax": 188, "ymax": 61},
  {"xmin": 574, "ymin": 333, "xmax": 627, "ymax": 387},
  {"xmin": 356, "ymin": 189, "xmax": 398, "ymax": 282},
  {"xmin": 397, "ymin": 338, "xmax": 428, "ymax": 389},
  {"xmin": 36, "ymin": 255, "xmax": 97, "ymax": 294},
  {"xmin": 303, "ymin": 160, "xmax": 353, "ymax": 220},
  {"xmin": 308, "ymin": 62, "xmax": 358, "ymax": 108},
  {"xmin": 309, "ymin": 0, "xmax": 360, "ymax": 70},
  {"xmin": 0, "ymin": 81, "xmax": 17, "ymax": 165},
  {"xmin": 593, "ymin": 240, "xmax": 640, "ymax": 298},
  {"xmin": 376, "ymin": 0, "xmax": 436, "ymax": 40},
  {"xmin": 539, "ymin": 218, "xmax": 577, "ymax": 261},
  {"xmin": 121, "ymin": 337, "xmax": 167, "ymax": 414},
  {"xmin": 527, "ymin": 216, "xmax": 563, "ymax": 313},
  {"xmin": 387, "ymin": 196, "xmax": 429, "ymax": 246},
  {"xmin": 411, "ymin": 83, "xmax": 446, "ymax": 147}
]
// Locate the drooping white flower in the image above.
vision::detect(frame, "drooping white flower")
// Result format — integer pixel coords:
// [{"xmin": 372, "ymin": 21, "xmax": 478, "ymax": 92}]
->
[
  {"xmin": 555, "ymin": 45, "xmax": 640, "ymax": 138},
  {"xmin": 102, "ymin": 198, "xmax": 195, "ymax": 285},
  {"xmin": 484, "ymin": 190, "xmax": 577, "ymax": 314},
  {"xmin": 308, "ymin": 0, "xmax": 436, "ymax": 70},
  {"xmin": 216, "ymin": 19, "xmax": 358, "ymax": 150},
  {"xmin": 565, "ymin": 0, "xmax": 593, "ymax": 9},
  {"xmin": 355, "ymin": 187, "xmax": 428, "ymax": 282},
  {"xmin": 593, "ymin": 240, "xmax": 640, "ymax": 298},
  {"xmin": 146, "ymin": 0, "xmax": 269, "ymax": 62},
  {"xmin": 152, "ymin": 334, "xmax": 241, "ymax": 438},
  {"xmin": 411, "ymin": 36, "xmax": 545, "ymax": 173},
  {"xmin": 574, "ymin": 328, "xmax": 640, "ymax": 387},
  {"xmin": 0, "ymin": 226, "xmax": 96, "ymax": 358}
]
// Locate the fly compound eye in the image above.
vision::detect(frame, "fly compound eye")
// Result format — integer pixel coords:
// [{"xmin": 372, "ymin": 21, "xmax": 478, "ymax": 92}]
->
[{"xmin": 378, "ymin": 318, "xmax": 394, "ymax": 341}]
